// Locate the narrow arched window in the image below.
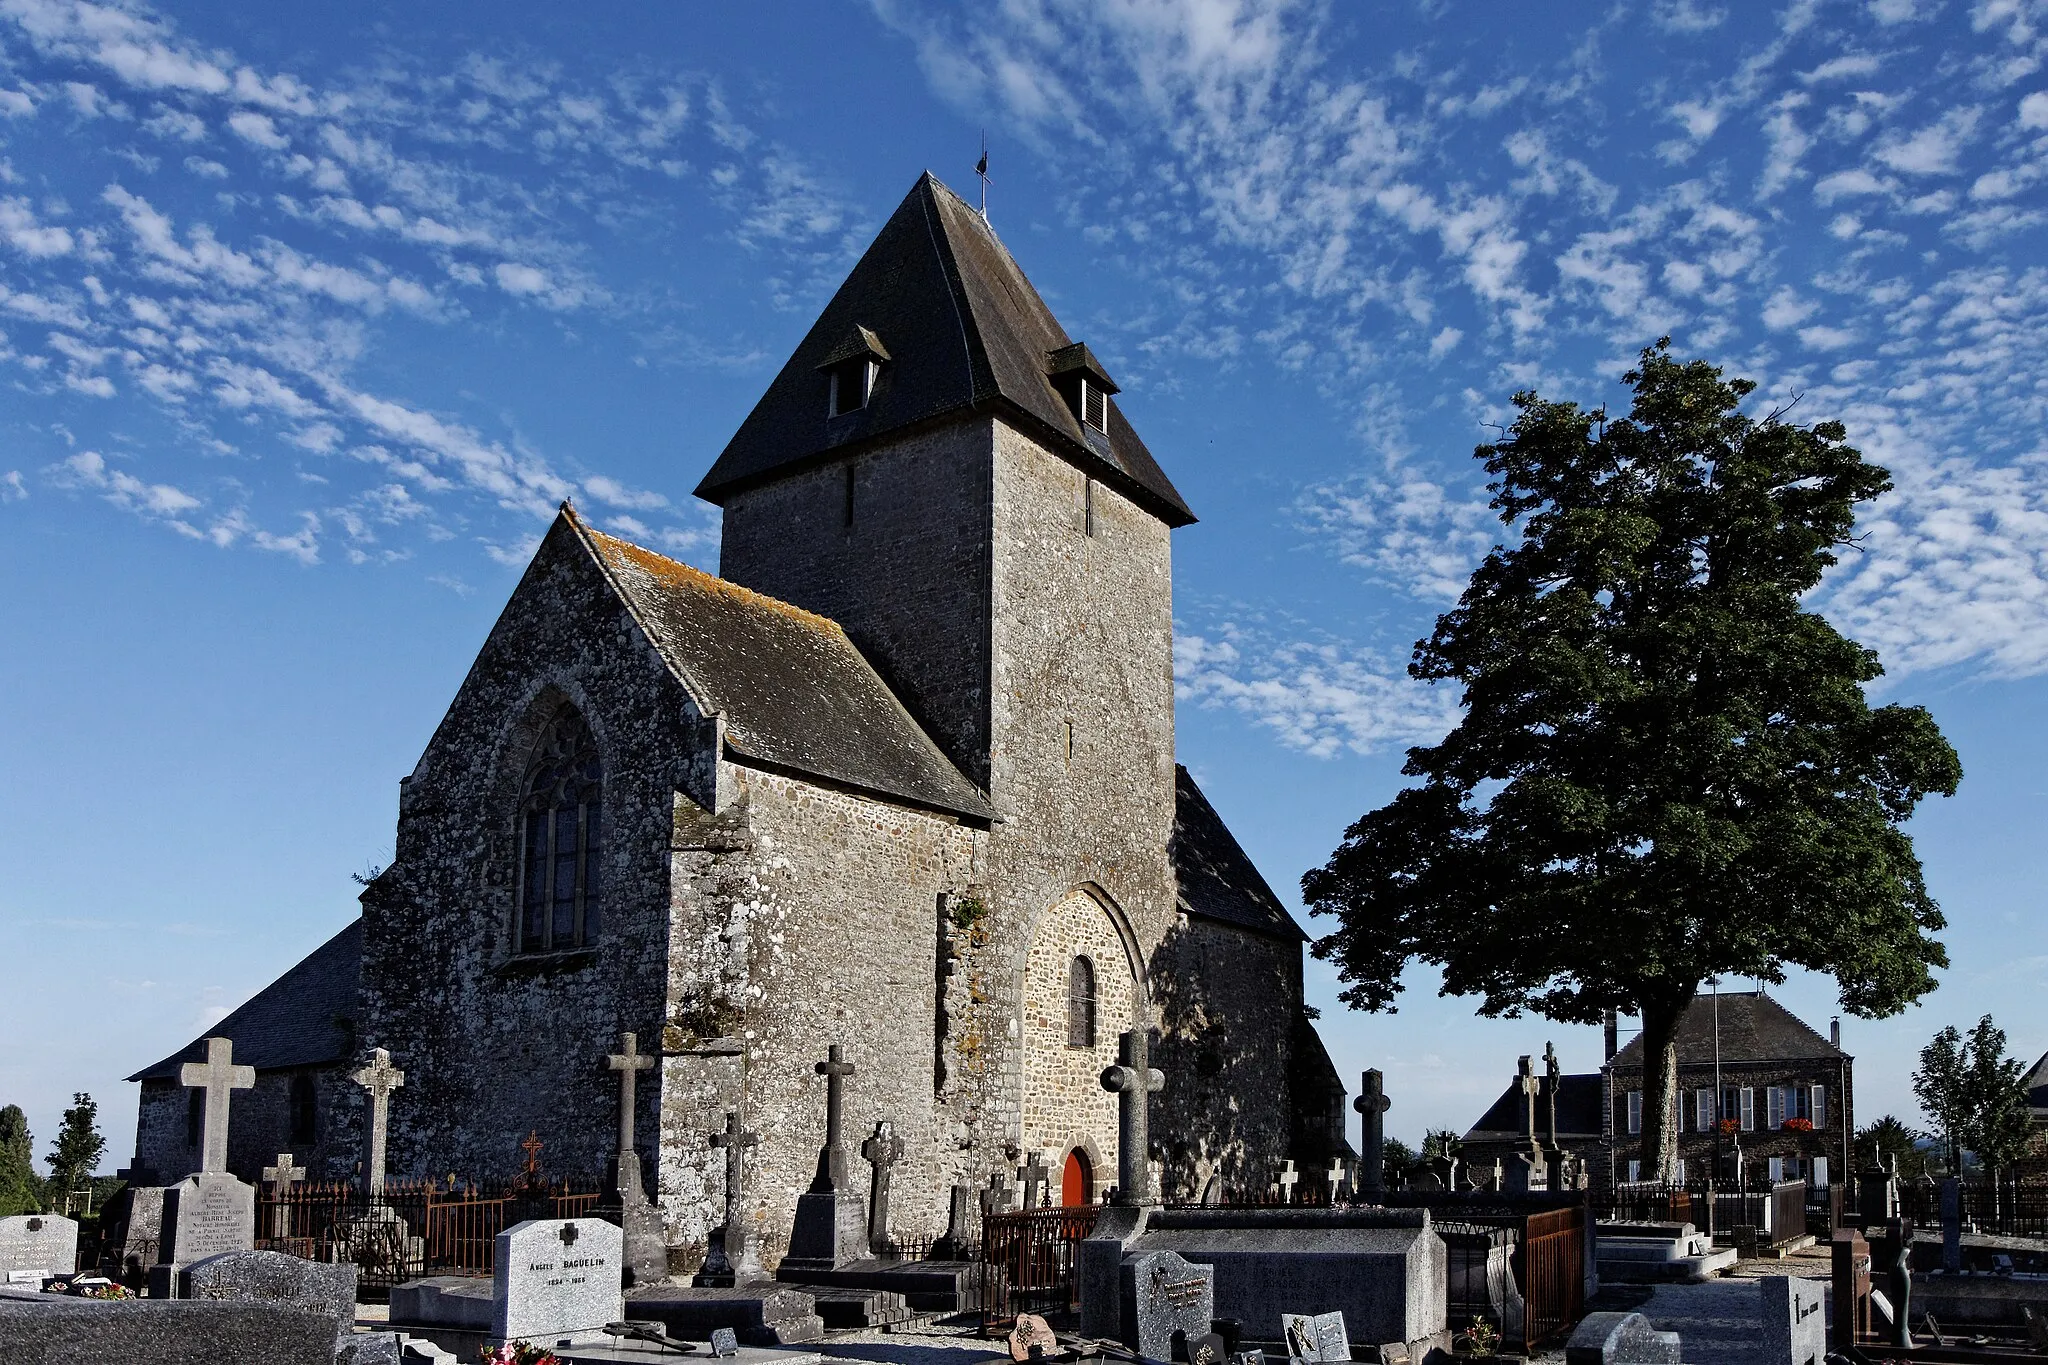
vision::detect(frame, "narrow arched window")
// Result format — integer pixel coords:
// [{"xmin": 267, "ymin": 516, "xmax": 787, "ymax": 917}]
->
[
  {"xmin": 289, "ymin": 1072, "xmax": 317, "ymax": 1145},
  {"xmin": 517, "ymin": 706, "xmax": 604, "ymax": 954},
  {"xmin": 1067, "ymin": 956, "xmax": 1096, "ymax": 1048}
]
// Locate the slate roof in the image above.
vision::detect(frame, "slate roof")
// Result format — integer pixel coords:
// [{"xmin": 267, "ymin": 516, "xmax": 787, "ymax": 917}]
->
[
  {"xmin": 573, "ymin": 511, "xmax": 997, "ymax": 823},
  {"xmin": 1607, "ymin": 991, "xmax": 1844, "ymax": 1070},
  {"xmin": 1170, "ymin": 766, "xmax": 1307, "ymax": 942},
  {"xmin": 1464, "ymin": 1072, "xmax": 1606, "ymax": 1141},
  {"xmin": 695, "ymin": 172, "xmax": 1194, "ymax": 528},
  {"xmin": 128, "ymin": 919, "xmax": 361, "ymax": 1081},
  {"xmin": 2025, "ymin": 1049, "xmax": 2048, "ymax": 1119}
]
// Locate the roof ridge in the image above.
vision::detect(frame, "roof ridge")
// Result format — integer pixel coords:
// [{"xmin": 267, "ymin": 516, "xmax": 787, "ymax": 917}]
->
[{"xmin": 577, "ymin": 514, "xmax": 851, "ymax": 639}]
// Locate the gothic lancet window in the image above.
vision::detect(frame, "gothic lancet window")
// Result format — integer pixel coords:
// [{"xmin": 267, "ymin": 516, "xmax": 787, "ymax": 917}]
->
[
  {"xmin": 516, "ymin": 706, "xmax": 604, "ymax": 954},
  {"xmin": 1066, "ymin": 956, "xmax": 1096, "ymax": 1048},
  {"xmin": 289, "ymin": 1072, "xmax": 317, "ymax": 1145}
]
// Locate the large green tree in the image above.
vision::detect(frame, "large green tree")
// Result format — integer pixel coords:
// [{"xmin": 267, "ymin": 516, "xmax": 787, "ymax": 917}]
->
[
  {"xmin": 1915, "ymin": 1016, "xmax": 2033, "ymax": 1180},
  {"xmin": 0, "ymin": 1105, "xmax": 44, "ymax": 1216},
  {"xmin": 45, "ymin": 1093, "xmax": 105, "ymax": 1212},
  {"xmin": 1304, "ymin": 342, "xmax": 1962, "ymax": 1182}
]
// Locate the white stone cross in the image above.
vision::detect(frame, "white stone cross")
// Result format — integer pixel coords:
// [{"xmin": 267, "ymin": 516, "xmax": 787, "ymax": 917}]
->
[
  {"xmin": 263, "ymin": 1151, "xmax": 305, "ymax": 1239},
  {"xmin": 351, "ymin": 1047, "xmax": 406, "ymax": 1200},
  {"xmin": 179, "ymin": 1036, "xmax": 254, "ymax": 1175},
  {"xmin": 1326, "ymin": 1157, "xmax": 1348, "ymax": 1202},
  {"xmin": 1517, "ymin": 1055, "xmax": 1543, "ymax": 1145},
  {"xmin": 1277, "ymin": 1159, "xmax": 1300, "ymax": 1203},
  {"xmin": 607, "ymin": 1032, "xmax": 656, "ymax": 1156}
]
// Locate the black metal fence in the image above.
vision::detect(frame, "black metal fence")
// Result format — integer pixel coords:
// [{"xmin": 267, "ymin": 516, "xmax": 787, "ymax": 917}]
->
[
  {"xmin": 1597, "ymin": 1179, "xmax": 1810, "ymax": 1248},
  {"xmin": 1892, "ymin": 1178, "xmax": 2048, "ymax": 1240}
]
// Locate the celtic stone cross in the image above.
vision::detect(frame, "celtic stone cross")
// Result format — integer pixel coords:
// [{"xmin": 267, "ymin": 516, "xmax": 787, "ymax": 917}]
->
[{"xmin": 351, "ymin": 1048, "xmax": 405, "ymax": 1200}]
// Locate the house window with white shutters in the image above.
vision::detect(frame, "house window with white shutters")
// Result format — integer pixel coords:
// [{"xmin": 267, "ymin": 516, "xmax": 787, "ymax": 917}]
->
[{"xmin": 1627, "ymin": 1089, "xmax": 1643, "ymax": 1135}]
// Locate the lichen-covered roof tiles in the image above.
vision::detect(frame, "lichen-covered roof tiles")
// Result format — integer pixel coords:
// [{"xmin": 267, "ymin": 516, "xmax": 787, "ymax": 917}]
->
[
  {"xmin": 1608, "ymin": 990, "xmax": 1846, "ymax": 1070},
  {"xmin": 574, "ymin": 512, "xmax": 996, "ymax": 823},
  {"xmin": 695, "ymin": 171, "xmax": 1194, "ymax": 528},
  {"xmin": 129, "ymin": 919, "xmax": 362, "ymax": 1080},
  {"xmin": 1171, "ymin": 765, "xmax": 1307, "ymax": 942}
]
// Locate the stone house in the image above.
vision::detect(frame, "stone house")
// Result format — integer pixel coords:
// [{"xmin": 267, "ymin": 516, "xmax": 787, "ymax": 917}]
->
[
  {"xmin": 128, "ymin": 172, "xmax": 1346, "ymax": 1264},
  {"xmin": 1603, "ymin": 990, "xmax": 1853, "ymax": 1191}
]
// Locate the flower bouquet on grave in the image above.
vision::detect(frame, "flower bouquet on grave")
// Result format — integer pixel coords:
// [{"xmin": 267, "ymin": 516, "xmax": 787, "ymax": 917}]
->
[
  {"xmin": 1456, "ymin": 1314, "xmax": 1501, "ymax": 1357},
  {"xmin": 480, "ymin": 1343, "xmax": 560, "ymax": 1365},
  {"xmin": 1782, "ymin": 1117, "xmax": 1814, "ymax": 1132}
]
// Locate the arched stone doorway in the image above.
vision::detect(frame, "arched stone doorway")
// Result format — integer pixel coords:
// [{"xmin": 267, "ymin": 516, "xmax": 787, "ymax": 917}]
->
[
  {"xmin": 1018, "ymin": 889, "xmax": 1137, "ymax": 1176},
  {"xmin": 1061, "ymin": 1147, "xmax": 1094, "ymax": 1206}
]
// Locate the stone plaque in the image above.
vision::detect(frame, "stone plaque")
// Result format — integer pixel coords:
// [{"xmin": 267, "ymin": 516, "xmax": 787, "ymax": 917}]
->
[
  {"xmin": 1282, "ymin": 1311, "xmax": 1350, "ymax": 1364},
  {"xmin": 159, "ymin": 1173, "xmax": 255, "ymax": 1269},
  {"xmin": 0, "ymin": 1214, "xmax": 78, "ymax": 1279},
  {"xmin": 1760, "ymin": 1276, "xmax": 1825, "ymax": 1365},
  {"xmin": 1120, "ymin": 1250, "xmax": 1214, "ymax": 1363},
  {"xmin": 493, "ymin": 1217, "xmax": 624, "ymax": 1343},
  {"xmin": 711, "ymin": 1326, "xmax": 739, "ymax": 1357}
]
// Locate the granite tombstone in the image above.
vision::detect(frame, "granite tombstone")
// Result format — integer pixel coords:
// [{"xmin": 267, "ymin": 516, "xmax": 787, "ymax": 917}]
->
[
  {"xmin": 1565, "ymin": 1311, "xmax": 1682, "ymax": 1365},
  {"xmin": 1119, "ymin": 1249, "xmax": 1215, "ymax": 1363},
  {"xmin": 180, "ymin": 1247, "xmax": 358, "ymax": 1348},
  {"xmin": 494, "ymin": 1217, "xmax": 624, "ymax": 1344},
  {"xmin": 150, "ymin": 1173, "xmax": 257, "ymax": 1295},
  {"xmin": 0, "ymin": 1213, "xmax": 77, "ymax": 1282},
  {"xmin": 1760, "ymin": 1275, "xmax": 1826, "ymax": 1365}
]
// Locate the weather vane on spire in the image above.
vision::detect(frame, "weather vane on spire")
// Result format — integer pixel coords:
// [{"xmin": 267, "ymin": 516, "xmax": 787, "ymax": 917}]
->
[{"xmin": 976, "ymin": 131, "xmax": 992, "ymax": 221}]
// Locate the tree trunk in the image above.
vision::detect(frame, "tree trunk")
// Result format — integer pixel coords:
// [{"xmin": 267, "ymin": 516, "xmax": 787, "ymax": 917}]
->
[{"xmin": 1638, "ymin": 991, "xmax": 1690, "ymax": 1184}]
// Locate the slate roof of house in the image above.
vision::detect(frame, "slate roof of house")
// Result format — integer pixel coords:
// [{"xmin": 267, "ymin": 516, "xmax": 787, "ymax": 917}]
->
[
  {"xmin": 128, "ymin": 919, "xmax": 361, "ymax": 1081},
  {"xmin": 2025, "ymin": 1049, "xmax": 2048, "ymax": 1118},
  {"xmin": 1171, "ymin": 765, "xmax": 1308, "ymax": 942},
  {"xmin": 694, "ymin": 172, "xmax": 1194, "ymax": 528},
  {"xmin": 1607, "ymin": 990, "xmax": 1844, "ymax": 1070},
  {"xmin": 573, "ymin": 510, "xmax": 997, "ymax": 823},
  {"xmin": 1464, "ymin": 1072, "xmax": 1606, "ymax": 1141}
]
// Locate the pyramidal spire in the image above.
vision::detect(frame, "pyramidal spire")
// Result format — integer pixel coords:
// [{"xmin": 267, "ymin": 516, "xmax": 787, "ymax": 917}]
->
[{"xmin": 694, "ymin": 172, "xmax": 1192, "ymax": 528}]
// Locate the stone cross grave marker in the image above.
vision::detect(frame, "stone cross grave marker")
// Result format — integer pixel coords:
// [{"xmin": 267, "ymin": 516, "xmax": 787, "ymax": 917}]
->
[
  {"xmin": 1277, "ymin": 1161, "xmax": 1300, "ymax": 1204},
  {"xmin": 1354, "ymin": 1069, "xmax": 1390, "ymax": 1195},
  {"xmin": 351, "ymin": 1048, "xmax": 405, "ymax": 1201},
  {"xmin": 1543, "ymin": 1042, "xmax": 1562, "ymax": 1150},
  {"xmin": 181, "ymin": 1036, "xmax": 255, "ymax": 1175},
  {"xmin": 262, "ymin": 1153, "xmax": 305, "ymax": 1240},
  {"xmin": 809, "ymin": 1044, "xmax": 857, "ymax": 1193},
  {"xmin": 860, "ymin": 1121, "xmax": 905, "ymax": 1253},
  {"xmin": 981, "ymin": 1170, "xmax": 1014, "ymax": 1220},
  {"xmin": 607, "ymin": 1032, "xmax": 655, "ymax": 1159},
  {"xmin": 1517, "ymin": 1055, "xmax": 1542, "ymax": 1148},
  {"xmin": 1100, "ymin": 1022, "xmax": 1165, "ymax": 1206},
  {"xmin": 697, "ymin": 1109, "xmax": 761, "ymax": 1285},
  {"xmin": 1019, "ymin": 1153, "xmax": 1052, "ymax": 1211},
  {"xmin": 1326, "ymin": 1157, "xmax": 1348, "ymax": 1203}
]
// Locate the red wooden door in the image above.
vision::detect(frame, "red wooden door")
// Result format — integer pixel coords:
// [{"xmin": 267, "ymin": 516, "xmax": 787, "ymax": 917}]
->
[{"xmin": 1062, "ymin": 1149, "xmax": 1092, "ymax": 1206}]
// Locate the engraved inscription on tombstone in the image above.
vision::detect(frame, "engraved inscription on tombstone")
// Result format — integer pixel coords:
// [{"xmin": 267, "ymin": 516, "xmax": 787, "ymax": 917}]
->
[
  {"xmin": 1120, "ymin": 1249, "xmax": 1214, "ymax": 1362},
  {"xmin": 0, "ymin": 1213, "xmax": 79, "ymax": 1280},
  {"xmin": 494, "ymin": 1217, "xmax": 625, "ymax": 1344}
]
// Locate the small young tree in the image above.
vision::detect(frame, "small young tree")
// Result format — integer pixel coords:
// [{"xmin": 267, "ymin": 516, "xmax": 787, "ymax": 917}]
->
[
  {"xmin": 1961, "ymin": 1017, "xmax": 2032, "ymax": 1183},
  {"xmin": 46, "ymin": 1093, "xmax": 105, "ymax": 1212},
  {"xmin": 1381, "ymin": 1137, "xmax": 1419, "ymax": 1189},
  {"xmin": 1422, "ymin": 1128, "xmax": 1464, "ymax": 1164},
  {"xmin": 1913, "ymin": 1026, "xmax": 1971, "ymax": 1174},
  {"xmin": 1306, "ymin": 342, "xmax": 1962, "ymax": 1182}
]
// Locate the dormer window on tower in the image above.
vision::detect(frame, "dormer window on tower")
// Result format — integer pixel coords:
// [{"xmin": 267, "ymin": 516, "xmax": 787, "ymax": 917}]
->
[
  {"xmin": 1046, "ymin": 342, "xmax": 1119, "ymax": 434},
  {"xmin": 818, "ymin": 326, "xmax": 891, "ymax": 419}
]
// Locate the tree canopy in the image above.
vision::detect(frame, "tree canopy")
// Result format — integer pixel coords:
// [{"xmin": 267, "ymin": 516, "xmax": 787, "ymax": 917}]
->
[
  {"xmin": 1913, "ymin": 1016, "xmax": 2034, "ymax": 1177},
  {"xmin": 46, "ymin": 1093, "xmax": 104, "ymax": 1208},
  {"xmin": 1304, "ymin": 341, "xmax": 1961, "ymax": 1180},
  {"xmin": 0, "ymin": 1105, "xmax": 43, "ymax": 1217}
]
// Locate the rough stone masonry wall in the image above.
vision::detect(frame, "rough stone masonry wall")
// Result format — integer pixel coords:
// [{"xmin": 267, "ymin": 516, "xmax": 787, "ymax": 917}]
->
[
  {"xmin": 133, "ymin": 1065, "xmax": 360, "ymax": 1186},
  {"xmin": 655, "ymin": 765, "xmax": 980, "ymax": 1266},
  {"xmin": 1017, "ymin": 890, "xmax": 1134, "ymax": 1192},
  {"xmin": 355, "ymin": 520, "xmax": 708, "ymax": 1186}
]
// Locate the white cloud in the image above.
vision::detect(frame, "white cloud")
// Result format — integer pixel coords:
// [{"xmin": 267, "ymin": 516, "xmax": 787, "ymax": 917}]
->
[
  {"xmin": 0, "ymin": 196, "xmax": 73, "ymax": 256},
  {"xmin": 227, "ymin": 109, "xmax": 288, "ymax": 150},
  {"xmin": 0, "ymin": 469, "xmax": 25, "ymax": 501},
  {"xmin": 493, "ymin": 261, "xmax": 546, "ymax": 295},
  {"xmin": 1874, "ymin": 108, "xmax": 1980, "ymax": 175}
]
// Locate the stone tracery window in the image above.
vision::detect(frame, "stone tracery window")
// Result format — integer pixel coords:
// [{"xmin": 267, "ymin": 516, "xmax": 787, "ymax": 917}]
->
[
  {"xmin": 1067, "ymin": 955, "xmax": 1096, "ymax": 1048},
  {"xmin": 516, "ymin": 705, "xmax": 604, "ymax": 954}
]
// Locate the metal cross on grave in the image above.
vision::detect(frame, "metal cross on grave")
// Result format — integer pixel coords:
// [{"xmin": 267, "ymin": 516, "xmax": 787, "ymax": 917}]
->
[
  {"xmin": 1543, "ymin": 1041, "xmax": 1562, "ymax": 1150},
  {"xmin": 1099, "ymin": 1021, "xmax": 1165, "ymax": 1206},
  {"xmin": 351, "ymin": 1048, "xmax": 406, "ymax": 1202},
  {"xmin": 809, "ymin": 1044, "xmax": 858, "ymax": 1194},
  {"xmin": 1276, "ymin": 1160, "xmax": 1300, "ymax": 1204},
  {"xmin": 607, "ymin": 1032, "xmax": 656, "ymax": 1157},
  {"xmin": 180, "ymin": 1036, "xmax": 255, "ymax": 1176},
  {"xmin": 1354, "ymin": 1068, "xmax": 1391, "ymax": 1196},
  {"xmin": 980, "ymin": 1170, "xmax": 1014, "ymax": 1220},
  {"xmin": 1017, "ymin": 1153, "xmax": 1051, "ymax": 1211},
  {"xmin": 262, "ymin": 1152, "xmax": 305, "ymax": 1240},
  {"xmin": 861, "ymin": 1121, "xmax": 905, "ymax": 1253},
  {"xmin": 1326, "ymin": 1156, "xmax": 1348, "ymax": 1204}
]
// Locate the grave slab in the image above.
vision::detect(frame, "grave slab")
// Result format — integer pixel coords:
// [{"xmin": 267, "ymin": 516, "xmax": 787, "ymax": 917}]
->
[
  {"xmin": 391, "ymin": 1273, "xmax": 495, "ymax": 1331},
  {"xmin": 1565, "ymin": 1310, "xmax": 1682, "ymax": 1364},
  {"xmin": 0, "ymin": 1213, "xmax": 78, "ymax": 1280},
  {"xmin": 0, "ymin": 1295, "xmax": 337, "ymax": 1365},
  {"xmin": 624, "ymin": 1281, "xmax": 828, "ymax": 1345}
]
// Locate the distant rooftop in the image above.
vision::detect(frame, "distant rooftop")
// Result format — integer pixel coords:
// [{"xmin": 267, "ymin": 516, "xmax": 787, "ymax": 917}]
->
[{"xmin": 1608, "ymin": 990, "xmax": 1845, "ymax": 1070}]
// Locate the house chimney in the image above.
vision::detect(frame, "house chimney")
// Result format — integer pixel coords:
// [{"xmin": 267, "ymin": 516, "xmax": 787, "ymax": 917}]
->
[
  {"xmin": 1603, "ymin": 1009, "xmax": 1618, "ymax": 1061},
  {"xmin": 1830, "ymin": 1017, "xmax": 1841, "ymax": 1049}
]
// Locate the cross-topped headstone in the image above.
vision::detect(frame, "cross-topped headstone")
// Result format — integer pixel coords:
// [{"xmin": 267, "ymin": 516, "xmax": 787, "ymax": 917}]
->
[
  {"xmin": 981, "ymin": 1170, "xmax": 1014, "ymax": 1220},
  {"xmin": 351, "ymin": 1047, "xmax": 406, "ymax": 1201},
  {"xmin": 1354, "ymin": 1068, "xmax": 1390, "ymax": 1196},
  {"xmin": 1277, "ymin": 1160, "xmax": 1300, "ymax": 1204},
  {"xmin": 1100, "ymin": 1020, "xmax": 1165, "ymax": 1206},
  {"xmin": 1516, "ymin": 1055, "xmax": 1543, "ymax": 1149},
  {"xmin": 179, "ymin": 1036, "xmax": 255, "ymax": 1175},
  {"xmin": 1543, "ymin": 1042, "xmax": 1562, "ymax": 1150},
  {"xmin": 1018, "ymin": 1153, "xmax": 1052, "ymax": 1210},
  {"xmin": 607, "ymin": 1032, "xmax": 656, "ymax": 1156},
  {"xmin": 698, "ymin": 1109, "xmax": 762, "ymax": 1285},
  {"xmin": 861, "ymin": 1121, "xmax": 905, "ymax": 1252},
  {"xmin": 1325, "ymin": 1156, "xmax": 1348, "ymax": 1203},
  {"xmin": 262, "ymin": 1152, "xmax": 305, "ymax": 1240},
  {"xmin": 808, "ymin": 1045, "xmax": 858, "ymax": 1193}
]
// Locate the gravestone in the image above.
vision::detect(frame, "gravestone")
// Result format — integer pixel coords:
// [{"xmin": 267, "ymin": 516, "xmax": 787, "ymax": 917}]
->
[
  {"xmin": 261, "ymin": 1153, "xmax": 305, "ymax": 1241},
  {"xmin": 150, "ymin": 1173, "xmax": 257, "ymax": 1297},
  {"xmin": 182, "ymin": 1037, "xmax": 255, "ymax": 1177},
  {"xmin": 494, "ymin": 1217, "xmax": 624, "ymax": 1345},
  {"xmin": 982, "ymin": 1171, "xmax": 1015, "ymax": 1220},
  {"xmin": 1118, "ymin": 1249, "xmax": 1214, "ymax": 1362},
  {"xmin": 180, "ymin": 1248, "xmax": 358, "ymax": 1349},
  {"xmin": 352, "ymin": 1048, "xmax": 406, "ymax": 1203},
  {"xmin": 1565, "ymin": 1311, "xmax": 1682, "ymax": 1364},
  {"xmin": 0, "ymin": 1213, "xmax": 78, "ymax": 1281},
  {"xmin": 1276, "ymin": 1161, "xmax": 1300, "ymax": 1204},
  {"xmin": 932, "ymin": 1184, "xmax": 975, "ymax": 1260},
  {"xmin": 1354, "ymin": 1070, "xmax": 1390, "ymax": 1198},
  {"xmin": 710, "ymin": 1326, "xmax": 739, "ymax": 1356},
  {"xmin": 780, "ymin": 1046, "xmax": 867, "ymax": 1272},
  {"xmin": 1281, "ymin": 1310, "xmax": 1350, "ymax": 1362},
  {"xmin": 108, "ymin": 1184, "xmax": 164, "ymax": 1284},
  {"xmin": 1940, "ymin": 1177, "xmax": 1963, "ymax": 1274},
  {"xmin": 696, "ymin": 1109, "xmax": 763, "ymax": 1287},
  {"xmin": 1100, "ymin": 1023, "xmax": 1165, "ymax": 1206},
  {"xmin": 1019, "ymin": 1153, "xmax": 1052, "ymax": 1211},
  {"xmin": 1324, "ymin": 1158, "xmax": 1347, "ymax": 1204},
  {"xmin": 861, "ymin": 1121, "xmax": 904, "ymax": 1253},
  {"xmin": 1831, "ymin": 1228, "xmax": 1871, "ymax": 1348},
  {"xmin": 1543, "ymin": 1042, "xmax": 1562, "ymax": 1153},
  {"xmin": 601, "ymin": 1031, "xmax": 666, "ymax": 1287},
  {"xmin": 1760, "ymin": 1275, "xmax": 1825, "ymax": 1365}
]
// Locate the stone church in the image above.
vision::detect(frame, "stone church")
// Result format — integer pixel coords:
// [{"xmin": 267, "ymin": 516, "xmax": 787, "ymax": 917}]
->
[{"xmin": 130, "ymin": 172, "xmax": 1348, "ymax": 1264}]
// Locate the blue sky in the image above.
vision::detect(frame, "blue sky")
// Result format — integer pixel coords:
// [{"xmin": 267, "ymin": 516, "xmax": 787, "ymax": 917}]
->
[{"xmin": 4, "ymin": 0, "xmax": 2047, "ymax": 1174}]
